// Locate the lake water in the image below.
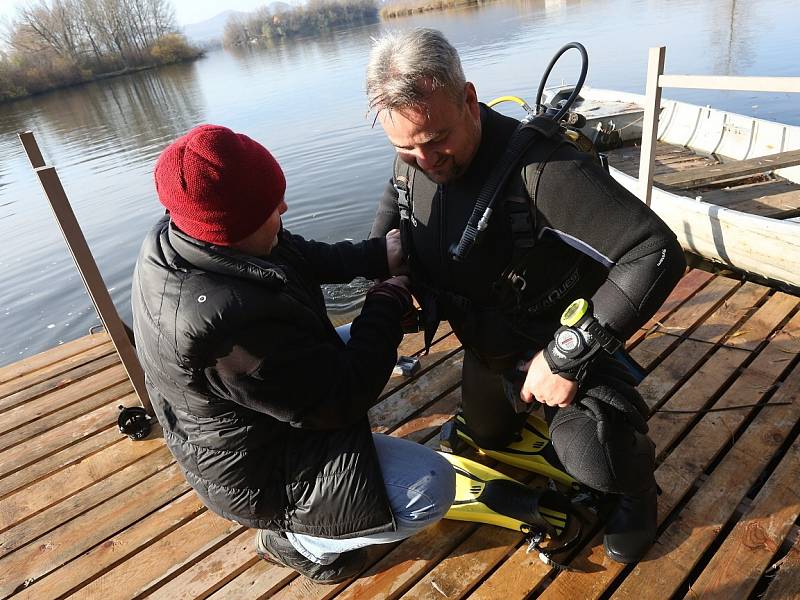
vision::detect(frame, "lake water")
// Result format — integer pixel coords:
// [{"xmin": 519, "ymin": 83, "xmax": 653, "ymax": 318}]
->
[{"xmin": 1, "ymin": 0, "xmax": 797, "ymax": 366}]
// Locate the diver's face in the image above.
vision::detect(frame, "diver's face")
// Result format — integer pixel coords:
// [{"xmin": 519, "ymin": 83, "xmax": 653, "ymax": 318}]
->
[{"xmin": 378, "ymin": 82, "xmax": 481, "ymax": 184}]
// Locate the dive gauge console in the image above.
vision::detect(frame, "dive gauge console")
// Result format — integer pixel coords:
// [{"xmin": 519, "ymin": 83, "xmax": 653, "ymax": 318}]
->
[{"xmin": 545, "ymin": 299, "xmax": 622, "ymax": 381}]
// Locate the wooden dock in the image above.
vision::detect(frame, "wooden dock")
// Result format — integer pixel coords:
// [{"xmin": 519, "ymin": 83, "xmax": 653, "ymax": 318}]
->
[{"xmin": 1, "ymin": 268, "xmax": 799, "ymax": 599}]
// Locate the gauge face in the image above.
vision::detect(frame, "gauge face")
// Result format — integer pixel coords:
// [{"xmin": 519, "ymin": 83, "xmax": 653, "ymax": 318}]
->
[
  {"xmin": 561, "ymin": 299, "xmax": 589, "ymax": 327},
  {"xmin": 555, "ymin": 328, "xmax": 584, "ymax": 357}
]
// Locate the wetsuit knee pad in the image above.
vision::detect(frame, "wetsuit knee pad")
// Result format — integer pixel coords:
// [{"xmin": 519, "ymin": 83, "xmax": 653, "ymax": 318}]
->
[{"xmin": 549, "ymin": 403, "xmax": 655, "ymax": 495}]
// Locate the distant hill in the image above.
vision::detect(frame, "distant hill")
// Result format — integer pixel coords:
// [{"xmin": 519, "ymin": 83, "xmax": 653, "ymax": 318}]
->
[
  {"xmin": 182, "ymin": 4, "xmax": 296, "ymax": 45},
  {"xmin": 182, "ymin": 10, "xmax": 248, "ymax": 44}
]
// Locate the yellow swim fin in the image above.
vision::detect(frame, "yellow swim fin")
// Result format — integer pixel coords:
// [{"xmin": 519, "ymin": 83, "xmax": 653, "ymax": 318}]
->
[
  {"xmin": 440, "ymin": 412, "xmax": 579, "ymax": 490},
  {"xmin": 439, "ymin": 451, "xmax": 570, "ymax": 536}
]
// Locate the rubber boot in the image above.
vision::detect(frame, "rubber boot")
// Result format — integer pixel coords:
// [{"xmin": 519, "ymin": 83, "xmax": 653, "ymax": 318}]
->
[{"xmin": 603, "ymin": 483, "xmax": 658, "ymax": 564}]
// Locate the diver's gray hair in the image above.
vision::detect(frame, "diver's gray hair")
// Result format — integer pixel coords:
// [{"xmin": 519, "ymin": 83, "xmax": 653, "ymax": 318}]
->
[{"xmin": 366, "ymin": 28, "xmax": 466, "ymax": 113}]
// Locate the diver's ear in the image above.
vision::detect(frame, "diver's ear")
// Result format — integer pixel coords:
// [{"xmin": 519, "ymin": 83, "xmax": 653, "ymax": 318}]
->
[{"xmin": 464, "ymin": 82, "xmax": 479, "ymax": 119}]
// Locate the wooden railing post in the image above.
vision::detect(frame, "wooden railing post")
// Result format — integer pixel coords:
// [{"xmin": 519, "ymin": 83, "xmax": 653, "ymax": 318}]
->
[
  {"xmin": 639, "ymin": 46, "xmax": 666, "ymax": 206},
  {"xmin": 19, "ymin": 131, "xmax": 153, "ymax": 415}
]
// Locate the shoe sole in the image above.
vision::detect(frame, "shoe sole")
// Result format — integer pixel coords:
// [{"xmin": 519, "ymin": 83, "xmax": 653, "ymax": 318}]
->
[{"xmin": 257, "ymin": 550, "xmax": 356, "ymax": 585}]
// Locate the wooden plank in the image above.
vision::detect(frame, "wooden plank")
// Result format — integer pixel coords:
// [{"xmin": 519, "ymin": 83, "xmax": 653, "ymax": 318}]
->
[
  {"xmin": 399, "ymin": 527, "xmax": 522, "ymax": 600},
  {"xmin": 0, "ymin": 435, "xmax": 164, "ymax": 531},
  {"xmin": 0, "ymin": 461, "xmax": 189, "ymax": 598},
  {"xmin": 0, "ymin": 380, "xmax": 131, "ymax": 455},
  {"xmin": 762, "ymin": 536, "xmax": 800, "ymax": 600},
  {"xmin": 146, "ymin": 528, "xmax": 257, "ymax": 600},
  {"xmin": 0, "ymin": 333, "xmax": 110, "ymax": 385},
  {"xmin": 630, "ymin": 275, "xmax": 740, "ymax": 371},
  {"xmin": 687, "ymin": 437, "xmax": 800, "ymax": 598},
  {"xmin": 466, "ymin": 542, "xmax": 547, "ymax": 600},
  {"xmin": 205, "ymin": 559, "xmax": 296, "ymax": 600},
  {"xmin": 70, "ymin": 510, "xmax": 240, "ymax": 599},
  {"xmin": 369, "ymin": 350, "xmax": 462, "ymax": 434},
  {"xmin": 0, "ymin": 353, "xmax": 122, "ymax": 414},
  {"xmin": 637, "ymin": 281, "xmax": 770, "ymax": 412},
  {"xmin": 536, "ymin": 303, "xmax": 800, "ymax": 599},
  {"xmin": 0, "ymin": 426, "xmax": 119, "ymax": 499},
  {"xmin": 333, "ymin": 519, "xmax": 480, "ymax": 600},
  {"xmin": 658, "ymin": 74, "xmax": 800, "ymax": 93},
  {"xmin": 0, "ymin": 391, "xmax": 132, "ymax": 483},
  {"xmin": 656, "ymin": 148, "xmax": 800, "ymax": 189},
  {"xmin": 0, "ymin": 342, "xmax": 115, "ymax": 402},
  {"xmin": 627, "ymin": 269, "xmax": 713, "ymax": 349},
  {"xmin": 389, "ymin": 389, "xmax": 460, "ymax": 442},
  {"xmin": 0, "ymin": 362, "xmax": 127, "ymax": 436},
  {"xmin": 696, "ymin": 180, "xmax": 800, "ymax": 217},
  {"xmin": 0, "ymin": 446, "xmax": 175, "ymax": 558},
  {"xmin": 647, "ymin": 345, "xmax": 751, "ymax": 455},
  {"xmin": 611, "ymin": 358, "xmax": 800, "ymax": 599},
  {"xmin": 721, "ymin": 191, "xmax": 800, "ymax": 220},
  {"xmin": 12, "ymin": 491, "xmax": 204, "ymax": 600},
  {"xmin": 637, "ymin": 339, "xmax": 713, "ymax": 411},
  {"xmin": 378, "ymin": 333, "xmax": 461, "ymax": 401}
]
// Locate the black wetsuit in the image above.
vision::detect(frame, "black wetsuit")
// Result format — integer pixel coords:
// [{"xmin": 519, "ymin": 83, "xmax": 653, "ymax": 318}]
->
[{"xmin": 370, "ymin": 105, "xmax": 685, "ymax": 496}]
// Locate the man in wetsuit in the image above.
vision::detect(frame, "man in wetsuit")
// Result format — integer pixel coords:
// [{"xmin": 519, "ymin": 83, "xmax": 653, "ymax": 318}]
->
[{"xmin": 366, "ymin": 28, "xmax": 686, "ymax": 564}]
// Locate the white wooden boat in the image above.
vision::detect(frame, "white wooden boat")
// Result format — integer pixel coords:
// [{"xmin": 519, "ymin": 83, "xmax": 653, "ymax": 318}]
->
[{"xmin": 541, "ymin": 86, "xmax": 800, "ymax": 292}]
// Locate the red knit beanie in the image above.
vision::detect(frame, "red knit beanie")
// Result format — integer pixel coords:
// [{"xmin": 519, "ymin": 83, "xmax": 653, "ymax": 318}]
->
[{"xmin": 154, "ymin": 124, "xmax": 286, "ymax": 245}]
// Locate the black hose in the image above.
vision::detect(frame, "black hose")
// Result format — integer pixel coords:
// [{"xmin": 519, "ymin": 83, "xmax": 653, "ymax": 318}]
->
[
  {"xmin": 449, "ymin": 42, "xmax": 589, "ymax": 262},
  {"xmin": 535, "ymin": 42, "xmax": 589, "ymax": 122}
]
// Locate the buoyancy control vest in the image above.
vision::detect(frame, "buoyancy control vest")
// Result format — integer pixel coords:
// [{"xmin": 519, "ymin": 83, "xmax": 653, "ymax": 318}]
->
[{"xmin": 394, "ymin": 110, "xmax": 608, "ymax": 367}]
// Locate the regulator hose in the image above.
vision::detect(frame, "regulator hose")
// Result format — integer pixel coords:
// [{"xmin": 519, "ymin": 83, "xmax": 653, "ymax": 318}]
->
[
  {"xmin": 450, "ymin": 42, "xmax": 589, "ymax": 262},
  {"xmin": 535, "ymin": 42, "xmax": 589, "ymax": 121}
]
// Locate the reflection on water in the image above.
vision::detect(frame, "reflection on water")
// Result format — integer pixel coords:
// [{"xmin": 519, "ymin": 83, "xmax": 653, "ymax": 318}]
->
[{"xmin": 0, "ymin": 0, "xmax": 797, "ymax": 366}]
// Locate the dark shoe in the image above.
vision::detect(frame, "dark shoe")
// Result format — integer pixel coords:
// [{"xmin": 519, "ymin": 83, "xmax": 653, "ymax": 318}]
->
[
  {"xmin": 603, "ymin": 485, "xmax": 658, "ymax": 564},
  {"xmin": 254, "ymin": 529, "xmax": 367, "ymax": 584}
]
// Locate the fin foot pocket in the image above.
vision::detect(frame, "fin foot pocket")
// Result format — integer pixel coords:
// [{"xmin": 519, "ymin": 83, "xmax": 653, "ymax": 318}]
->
[
  {"xmin": 439, "ymin": 451, "xmax": 585, "ymax": 570},
  {"xmin": 439, "ymin": 412, "xmax": 579, "ymax": 490}
]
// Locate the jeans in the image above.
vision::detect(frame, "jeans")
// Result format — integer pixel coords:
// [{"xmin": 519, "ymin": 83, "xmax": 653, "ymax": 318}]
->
[{"xmin": 286, "ymin": 433, "xmax": 456, "ymax": 564}]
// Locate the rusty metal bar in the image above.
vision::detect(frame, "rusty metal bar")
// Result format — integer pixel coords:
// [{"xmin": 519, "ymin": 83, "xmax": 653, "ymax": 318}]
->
[{"xmin": 18, "ymin": 131, "xmax": 152, "ymax": 415}]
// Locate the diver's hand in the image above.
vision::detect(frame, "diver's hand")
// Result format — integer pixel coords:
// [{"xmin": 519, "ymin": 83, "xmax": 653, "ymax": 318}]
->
[
  {"xmin": 520, "ymin": 350, "xmax": 578, "ymax": 408},
  {"xmin": 386, "ymin": 229, "xmax": 410, "ymax": 275}
]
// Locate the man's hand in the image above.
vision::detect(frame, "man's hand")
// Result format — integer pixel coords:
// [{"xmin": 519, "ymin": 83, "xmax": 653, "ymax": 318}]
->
[
  {"xmin": 386, "ymin": 229, "xmax": 410, "ymax": 275},
  {"xmin": 520, "ymin": 350, "xmax": 578, "ymax": 408}
]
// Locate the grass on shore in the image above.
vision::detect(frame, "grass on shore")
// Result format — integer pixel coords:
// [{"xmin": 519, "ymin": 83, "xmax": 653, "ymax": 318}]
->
[{"xmin": 380, "ymin": 0, "xmax": 484, "ymax": 18}]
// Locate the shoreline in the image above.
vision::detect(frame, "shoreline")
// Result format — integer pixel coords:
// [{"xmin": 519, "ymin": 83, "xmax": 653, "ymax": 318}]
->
[{"xmin": 0, "ymin": 53, "xmax": 204, "ymax": 107}]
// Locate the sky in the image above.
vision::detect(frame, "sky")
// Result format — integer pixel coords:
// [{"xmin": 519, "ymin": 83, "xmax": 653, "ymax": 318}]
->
[{"xmin": 0, "ymin": 0, "xmax": 280, "ymax": 27}]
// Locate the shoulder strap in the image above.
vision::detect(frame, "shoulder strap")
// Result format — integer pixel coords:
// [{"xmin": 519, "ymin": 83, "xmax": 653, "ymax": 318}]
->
[
  {"xmin": 450, "ymin": 115, "xmax": 564, "ymax": 262},
  {"xmin": 392, "ymin": 157, "xmax": 415, "ymax": 226}
]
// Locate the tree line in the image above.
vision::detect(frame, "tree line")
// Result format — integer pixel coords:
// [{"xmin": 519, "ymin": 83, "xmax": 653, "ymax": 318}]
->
[
  {"xmin": 1, "ymin": 0, "xmax": 200, "ymax": 101},
  {"xmin": 223, "ymin": 0, "xmax": 378, "ymax": 47}
]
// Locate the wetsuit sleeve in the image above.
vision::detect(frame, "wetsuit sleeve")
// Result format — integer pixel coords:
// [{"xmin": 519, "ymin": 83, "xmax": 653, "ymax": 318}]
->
[
  {"xmin": 284, "ymin": 230, "xmax": 390, "ymax": 283},
  {"xmin": 369, "ymin": 178, "xmax": 401, "ymax": 239},
  {"xmin": 203, "ymin": 292, "xmax": 405, "ymax": 429},
  {"xmin": 531, "ymin": 151, "xmax": 686, "ymax": 339}
]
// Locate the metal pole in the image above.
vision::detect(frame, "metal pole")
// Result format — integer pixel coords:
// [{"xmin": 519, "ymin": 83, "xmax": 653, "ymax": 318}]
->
[
  {"xmin": 639, "ymin": 46, "xmax": 666, "ymax": 207},
  {"xmin": 18, "ymin": 131, "xmax": 153, "ymax": 415}
]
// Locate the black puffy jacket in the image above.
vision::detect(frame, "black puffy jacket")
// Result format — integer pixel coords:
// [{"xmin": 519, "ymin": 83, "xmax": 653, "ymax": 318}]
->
[{"xmin": 131, "ymin": 216, "xmax": 403, "ymax": 537}]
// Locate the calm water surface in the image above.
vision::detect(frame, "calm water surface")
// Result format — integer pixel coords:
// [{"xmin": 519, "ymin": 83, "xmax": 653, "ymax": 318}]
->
[{"xmin": 1, "ymin": 0, "xmax": 797, "ymax": 366}]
